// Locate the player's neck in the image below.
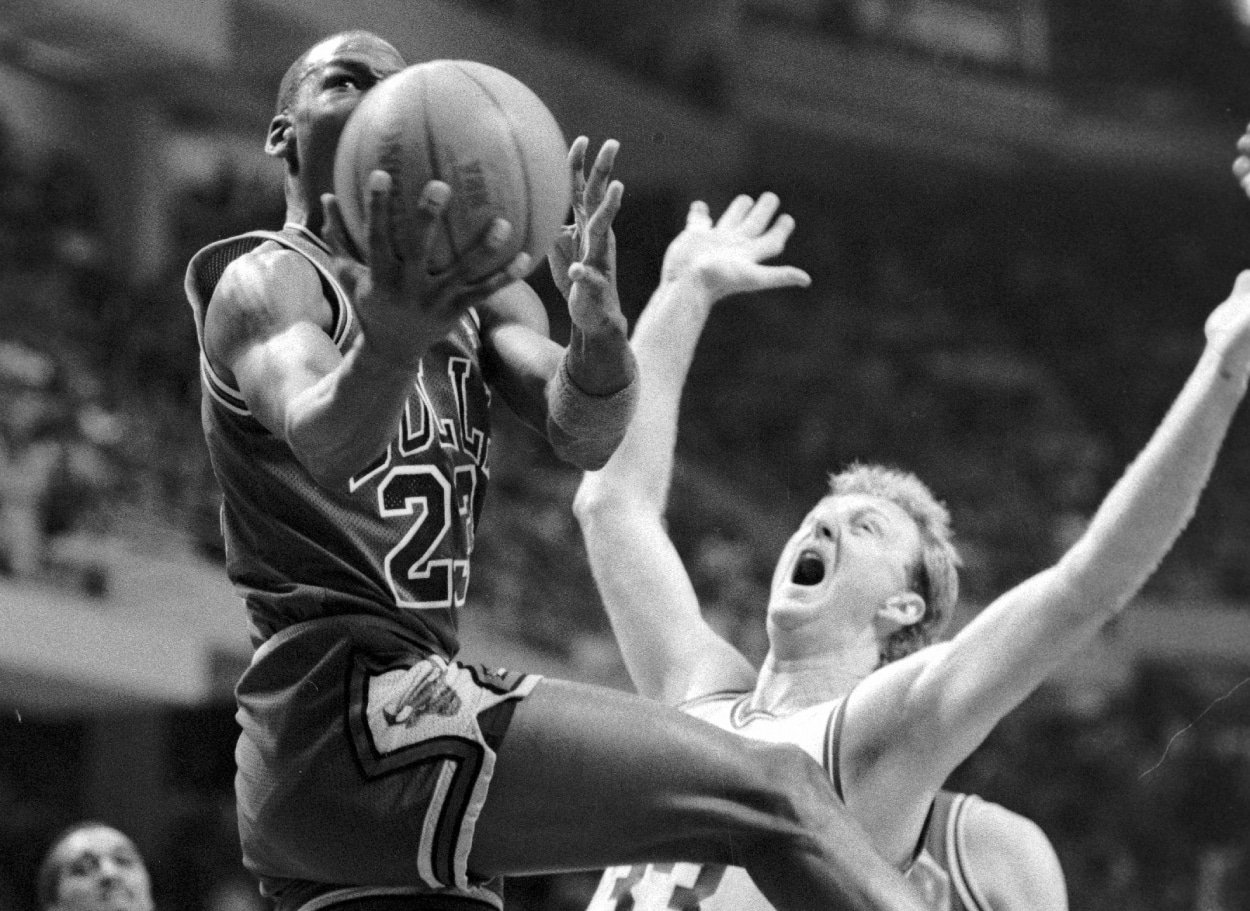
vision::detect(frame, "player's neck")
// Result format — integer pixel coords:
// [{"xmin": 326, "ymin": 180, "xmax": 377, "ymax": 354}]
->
[
  {"xmin": 285, "ymin": 176, "xmax": 324, "ymax": 236},
  {"xmin": 751, "ymin": 646, "xmax": 873, "ymax": 716}
]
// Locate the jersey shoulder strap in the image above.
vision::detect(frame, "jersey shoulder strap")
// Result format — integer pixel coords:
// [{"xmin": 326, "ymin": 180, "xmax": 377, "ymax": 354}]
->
[
  {"xmin": 827, "ymin": 684, "xmax": 936, "ymax": 865},
  {"xmin": 929, "ymin": 790, "xmax": 995, "ymax": 911},
  {"xmin": 185, "ymin": 225, "xmax": 354, "ymax": 416}
]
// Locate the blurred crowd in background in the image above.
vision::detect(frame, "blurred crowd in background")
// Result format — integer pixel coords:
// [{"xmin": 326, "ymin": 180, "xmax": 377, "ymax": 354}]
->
[{"xmin": 2, "ymin": 0, "xmax": 1250, "ymax": 909}]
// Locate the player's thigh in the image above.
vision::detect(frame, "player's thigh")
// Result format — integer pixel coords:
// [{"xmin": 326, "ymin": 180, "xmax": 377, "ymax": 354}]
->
[{"xmin": 470, "ymin": 677, "xmax": 811, "ymax": 876}]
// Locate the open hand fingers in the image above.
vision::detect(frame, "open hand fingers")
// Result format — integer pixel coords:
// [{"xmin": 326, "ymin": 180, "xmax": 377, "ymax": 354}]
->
[
  {"xmin": 442, "ymin": 217, "xmax": 515, "ymax": 290},
  {"xmin": 582, "ymin": 180, "xmax": 623, "ymax": 263},
  {"xmin": 756, "ymin": 264, "xmax": 811, "ymax": 290},
  {"xmin": 455, "ymin": 251, "xmax": 532, "ymax": 305},
  {"xmin": 567, "ymin": 260, "xmax": 612, "ymax": 294},
  {"xmin": 409, "ymin": 180, "xmax": 454, "ymax": 270},
  {"xmin": 582, "ymin": 138, "xmax": 620, "ymax": 213},
  {"xmin": 741, "ymin": 192, "xmax": 781, "ymax": 236},
  {"xmin": 567, "ymin": 136, "xmax": 589, "ymax": 212},
  {"xmin": 365, "ymin": 170, "xmax": 403, "ymax": 282},
  {"xmin": 1235, "ymin": 155, "xmax": 1250, "ymax": 192},
  {"xmin": 686, "ymin": 200, "xmax": 713, "ymax": 230},
  {"xmin": 750, "ymin": 212, "xmax": 797, "ymax": 261},
  {"xmin": 715, "ymin": 194, "xmax": 755, "ymax": 230}
]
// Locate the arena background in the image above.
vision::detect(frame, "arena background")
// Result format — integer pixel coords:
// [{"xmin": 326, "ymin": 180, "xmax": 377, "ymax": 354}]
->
[{"xmin": 1, "ymin": 1, "xmax": 1250, "ymax": 908}]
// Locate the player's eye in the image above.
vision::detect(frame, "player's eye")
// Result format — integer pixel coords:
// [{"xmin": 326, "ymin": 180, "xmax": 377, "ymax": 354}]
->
[{"xmin": 328, "ymin": 73, "xmax": 361, "ymax": 90}]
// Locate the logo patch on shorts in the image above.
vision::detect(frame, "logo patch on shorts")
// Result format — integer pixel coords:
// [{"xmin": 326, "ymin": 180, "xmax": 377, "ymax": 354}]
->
[{"xmin": 383, "ymin": 655, "xmax": 463, "ymax": 726}]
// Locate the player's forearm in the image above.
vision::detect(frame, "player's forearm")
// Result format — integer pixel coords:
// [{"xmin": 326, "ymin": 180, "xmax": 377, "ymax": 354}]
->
[
  {"xmin": 565, "ymin": 308, "xmax": 633, "ymax": 395},
  {"xmin": 1059, "ymin": 340, "xmax": 1247, "ymax": 608},
  {"xmin": 544, "ymin": 311, "xmax": 638, "ymax": 470},
  {"xmin": 583, "ymin": 275, "xmax": 717, "ymax": 515},
  {"xmin": 284, "ymin": 335, "xmax": 417, "ymax": 488},
  {"xmin": 924, "ymin": 336, "xmax": 1248, "ymax": 760}
]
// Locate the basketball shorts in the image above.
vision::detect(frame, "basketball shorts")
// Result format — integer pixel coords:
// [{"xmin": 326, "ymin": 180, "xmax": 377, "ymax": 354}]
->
[{"xmin": 233, "ymin": 615, "xmax": 540, "ymax": 911}]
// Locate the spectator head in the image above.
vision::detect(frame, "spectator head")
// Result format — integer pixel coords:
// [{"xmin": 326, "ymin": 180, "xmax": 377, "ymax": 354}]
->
[{"xmin": 37, "ymin": 822, "xmax": 153, "ymax": 911}]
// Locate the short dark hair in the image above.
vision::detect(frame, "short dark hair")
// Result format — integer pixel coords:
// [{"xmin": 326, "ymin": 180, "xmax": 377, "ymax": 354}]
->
[{"xmin": 274, "ymin": 30, "xmax": 404, "ymax": 116}]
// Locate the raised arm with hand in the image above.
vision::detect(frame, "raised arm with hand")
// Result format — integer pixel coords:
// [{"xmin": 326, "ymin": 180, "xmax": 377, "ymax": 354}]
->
[
  {"xmin": 206, "ymin": 171, "xmax": 528, "ymax": 488},
  {"xmin": 849, "ymin": 270, "xmax": 1250, "ymax": 814},
  {"xmin": 575, "ymin": 193, "xmax": 811, "ymax": 704},
  {"xmin": 482, "ymin": 137, "xmax": 639, "ymax": 470}
]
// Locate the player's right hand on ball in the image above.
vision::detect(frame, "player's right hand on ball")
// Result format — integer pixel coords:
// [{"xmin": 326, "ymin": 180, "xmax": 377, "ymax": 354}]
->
[{"xmin": 321, "ymin": 171, "xmax": 531, "ymax": 371}]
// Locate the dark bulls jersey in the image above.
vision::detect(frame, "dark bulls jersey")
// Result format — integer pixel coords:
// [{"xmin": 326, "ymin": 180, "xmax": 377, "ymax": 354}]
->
[{"xmin": 185, "ymin": 223, "xmax": 490, "ymax": 658}]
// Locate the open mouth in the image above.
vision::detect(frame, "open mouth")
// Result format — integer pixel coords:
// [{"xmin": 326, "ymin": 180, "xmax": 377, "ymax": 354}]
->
[{"xmin": 792, "ymin": 550, "xmax": 826, "ymax": 586}]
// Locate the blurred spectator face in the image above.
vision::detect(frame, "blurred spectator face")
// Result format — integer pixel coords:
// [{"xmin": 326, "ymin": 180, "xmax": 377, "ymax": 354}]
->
[{"xmin": 45, "ymin": 825, "xmax": 153, "ymax": 911}]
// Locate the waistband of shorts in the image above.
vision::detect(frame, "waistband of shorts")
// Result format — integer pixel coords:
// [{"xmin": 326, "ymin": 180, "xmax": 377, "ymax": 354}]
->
[
  {"xmin": 252, "ymin": 614, "xmax": 447, "ymax": 668},
  {"xmin": 290, "ymin": 885, "xmax": 500, "ymax": 911}
]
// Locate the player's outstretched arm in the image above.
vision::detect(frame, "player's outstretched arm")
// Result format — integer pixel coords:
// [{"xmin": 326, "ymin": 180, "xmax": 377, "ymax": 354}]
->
[
  {"xmin": 857, "ymin": 271, "xmax": 1250, "ymax": 785},
  {"xmin": 960, "ymin": 800, "xmax": 1068, "ymax": 911},
  {"xmin": 479, "ymin": 137, "xmax": 638, "ymax": 471},
  {"xmin": 207, "ymin": 173, "xmax": 526, "ymax": 488},
  {"xmin": 574, "ymin": 194, "xmax": 810, "ymax": 704}
]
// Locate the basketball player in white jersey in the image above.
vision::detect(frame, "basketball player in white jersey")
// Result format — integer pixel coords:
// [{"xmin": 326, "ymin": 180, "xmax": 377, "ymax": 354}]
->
[{"xmin": 575, "ymin": 194, "xmax": 1250, "ymax": 909}]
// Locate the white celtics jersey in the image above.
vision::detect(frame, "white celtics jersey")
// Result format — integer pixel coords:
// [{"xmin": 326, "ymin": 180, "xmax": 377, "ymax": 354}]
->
[
  {"xmin": 585, "ymin": 690, "xmax": 970, "ymax": 911},
  {"xmin": 586, "ymin": 691, "xmax": 846, "ymax": 911}
]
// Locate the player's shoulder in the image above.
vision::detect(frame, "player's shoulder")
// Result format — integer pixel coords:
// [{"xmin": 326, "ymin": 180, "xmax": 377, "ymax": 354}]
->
[
  {"xmin": 959, "ymin": 796, "xmax": 1050, "ymax": 850},
  {"xmin": 207, "ymin": 239, "xmax": 335, "ymax": 335},
  {"xmin": 201, "ymin": 238, "xmax": 336, "ymax": 369},
  {"xmin": 215, "ymin": 239, "xmax": 321, "ymax": 305},
  {"xmin": 956, "ymin": 795, "xmax": 1068, "ymax": 910}
]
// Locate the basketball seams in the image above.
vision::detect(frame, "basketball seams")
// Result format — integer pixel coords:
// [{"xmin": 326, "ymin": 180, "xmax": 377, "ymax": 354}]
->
[
  {"xmin": 419, "ymin": 65, "xmax": 459, "ymax": 269},
  {"xmin": 454, "ymin": 61, "xmax": 535, "ymax": 257},
  {"xmin": 334, "ymin": 60, "xmax": 565, "ymax": 280}
]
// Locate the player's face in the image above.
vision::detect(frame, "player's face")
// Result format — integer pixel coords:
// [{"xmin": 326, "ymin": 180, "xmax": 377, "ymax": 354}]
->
[
  {"xmin": 768, "ymin": 493, "xmax": 923, "ymax": 637},
  {"xmin": 286, "ymin": 35, "xmax": 405, "ymax": 193},
  {"xmin": 49, "ymin": 827, "xmax": 153, "ymax": 911}
]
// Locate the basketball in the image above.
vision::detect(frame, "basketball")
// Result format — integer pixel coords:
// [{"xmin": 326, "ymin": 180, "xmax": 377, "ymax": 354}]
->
[{"xmin": 332, "ymin": 60, "xmax": 571, "ymax": 279}]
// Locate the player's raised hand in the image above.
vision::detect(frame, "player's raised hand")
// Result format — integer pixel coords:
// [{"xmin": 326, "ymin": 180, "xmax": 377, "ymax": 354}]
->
[
  {"xmin": 1234, "ymin": 124, "xmax": 1250, "ymax": 200},
  {"xmin": 321, "ymin": 172, "xmax": 530, "ymax": 370},
  {"xmin": 661, "ymin": 194, "xmax": 811, "ymax": 300},
  {"xmin": 1205, "ymin": 270, "xmax": 1250, "ymax": 374},
  {"xmin": 550, "ymin": 137, "xmax": 627, "ymax": 335}
]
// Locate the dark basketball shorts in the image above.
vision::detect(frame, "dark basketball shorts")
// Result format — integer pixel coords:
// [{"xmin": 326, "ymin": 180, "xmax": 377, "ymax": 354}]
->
[{"xmin": 233, "ymin": 616, "xmax": 540, "ymax": 911}]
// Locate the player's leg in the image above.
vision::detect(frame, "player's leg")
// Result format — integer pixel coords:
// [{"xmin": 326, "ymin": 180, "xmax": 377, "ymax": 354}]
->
[{"xmin": 470, "ymin": 678, "xmax": 923, "ymax": 911}]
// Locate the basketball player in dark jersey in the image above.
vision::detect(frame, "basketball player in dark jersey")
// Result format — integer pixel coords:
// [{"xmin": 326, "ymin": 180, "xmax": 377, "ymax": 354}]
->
[
  {"xmin": 576, "ymin": 196, "xmax": 1250, "ymax": 909},
  {"xmin": 185, "ymin": 30, "xmax": 928, "ymax": 911}
]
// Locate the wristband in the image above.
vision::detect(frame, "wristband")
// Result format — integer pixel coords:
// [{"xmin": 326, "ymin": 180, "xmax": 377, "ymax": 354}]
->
[{"xmin": 546, "ymin": 358, "xmax": 639, "ymax": 469}]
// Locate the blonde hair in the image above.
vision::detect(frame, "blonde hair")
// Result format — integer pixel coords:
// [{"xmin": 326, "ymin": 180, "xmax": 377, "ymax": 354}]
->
[{"xmin": 827, "ymin": 463, "xmax": 961, "ymax": 664}]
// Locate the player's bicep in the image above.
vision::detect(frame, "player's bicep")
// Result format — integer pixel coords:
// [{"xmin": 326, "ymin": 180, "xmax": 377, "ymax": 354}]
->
[
  {"xmin": 582, "ymin": 498, "xmax": 756, "ymax": 705},
  {"xmin": 231, "ymin": 322, "xmax": 345, "ymax": 439},
  {"xmin": 205, "ymin": 250, "xmax": 341, "ymax": 439},
  {"xmin": 479, "ymin": 281, "xmax": 556, "ymax": 432},
  {"xmin": 909, "ymin": 568, "xmax": 1084, "ymax": 763}
]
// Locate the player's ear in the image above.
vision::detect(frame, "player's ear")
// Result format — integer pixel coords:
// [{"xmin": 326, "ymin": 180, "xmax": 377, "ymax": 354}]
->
[
  {"xmin": 266, "ymin": 115, "xmax": 294, "ymax": 159},
  {"xmin": 875, "ymin": 592, "xmax": 925, "ymax": 635}
]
